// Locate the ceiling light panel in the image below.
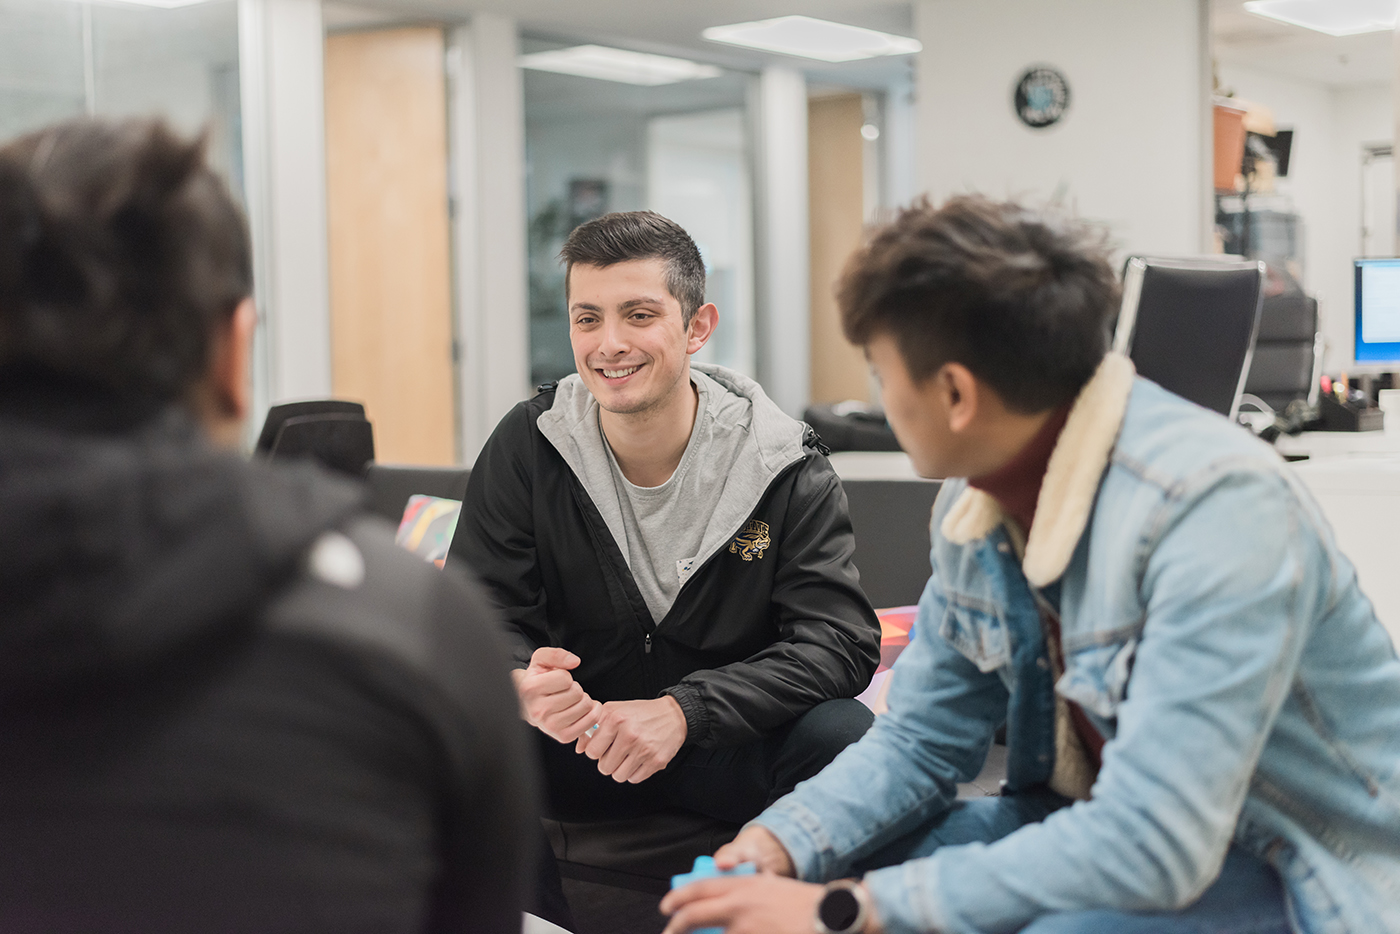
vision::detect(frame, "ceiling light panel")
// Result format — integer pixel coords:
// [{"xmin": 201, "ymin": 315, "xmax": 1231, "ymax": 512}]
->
[
  {"xmin": 1243, "ymin": 0, "xmax": 1398, "ymax": 37},
  {"xmin": 81, "ymin": 0, "xmax": 212, "ymax": 7},
  {"xmin": 518, "ymin": 45, "xmax": 722, "ymax": 86},
  {"xmin": 702, "ymin": 15, "xmax": 922, "ymax": 63}
]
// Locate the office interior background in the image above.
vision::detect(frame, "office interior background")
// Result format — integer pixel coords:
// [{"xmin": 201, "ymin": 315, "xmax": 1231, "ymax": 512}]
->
[{"xmin": 2, "ymin": 0, "xmax": 1397, "ymax": 638}]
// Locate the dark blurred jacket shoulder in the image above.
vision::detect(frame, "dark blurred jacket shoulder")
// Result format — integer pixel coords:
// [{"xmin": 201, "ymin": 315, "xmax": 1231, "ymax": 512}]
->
[{"xmin": 0, "ymin": 382, "xmax": 533, "ymax": 934}]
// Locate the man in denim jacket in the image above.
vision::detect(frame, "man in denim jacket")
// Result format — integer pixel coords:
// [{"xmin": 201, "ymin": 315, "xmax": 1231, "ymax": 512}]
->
[{"xmin": 662, "ymin": 197, "xmax": 1400, "ymax": 934}]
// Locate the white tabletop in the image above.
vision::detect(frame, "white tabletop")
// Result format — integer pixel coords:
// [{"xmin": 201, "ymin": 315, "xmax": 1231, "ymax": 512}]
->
[
  {"xmin": 1273, "ymin": 420, "xmax": 1400, "ymax": 461},
  {"xmin": 827, "ymin": 450, "xmax": 934, "ymax": 482}
]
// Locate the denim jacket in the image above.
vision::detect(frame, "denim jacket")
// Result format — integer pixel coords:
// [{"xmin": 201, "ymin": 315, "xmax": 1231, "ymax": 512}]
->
[{"xmin": 754, "ymin": 354, "xmax": 1400, "ymax": 934}]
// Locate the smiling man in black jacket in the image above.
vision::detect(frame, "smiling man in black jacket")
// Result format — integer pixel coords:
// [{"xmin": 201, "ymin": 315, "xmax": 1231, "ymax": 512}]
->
[{"xmin": 449, "ymin": 211, "xmax": 880, "ymax": 849}]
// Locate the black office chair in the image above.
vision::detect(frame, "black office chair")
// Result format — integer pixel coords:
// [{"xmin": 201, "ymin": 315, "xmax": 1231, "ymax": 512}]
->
[
  {"xmin": 1243, "ymin": 290, "xmax": 1323, "ymax": 413},
  {"xmin": 1113, "ymin": 257, "xmax": 1265, "ymax": 419},
  {"xmin": 267, "ymin": 414, "xmax": 376, "ymax": 476},
  {"xmin": 256, "ymin": 401, "xmax": 375, "ymax": 477},
  {"xmin": 802, "ymin": 403, "xmax": 902, "ymax": 453},
  {"xmin": 255, "ymin": 400, "xmax": 367, "ymax": 454}
]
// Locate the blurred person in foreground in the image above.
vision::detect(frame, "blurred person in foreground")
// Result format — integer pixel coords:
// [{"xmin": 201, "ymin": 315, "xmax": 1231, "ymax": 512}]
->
[
  {"xmin": 0, "ymin": 117, "xmax": 532, "ymax": 933},
  {"xmin": 662, "ymin": 196, "xmax": 1400, "ymax": 934}
]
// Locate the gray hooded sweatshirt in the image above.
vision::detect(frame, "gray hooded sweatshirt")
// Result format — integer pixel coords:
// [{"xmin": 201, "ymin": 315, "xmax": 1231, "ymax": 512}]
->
[{"xmin": 537, "ymin": 364, "xmax": 806, "ymax": 624}]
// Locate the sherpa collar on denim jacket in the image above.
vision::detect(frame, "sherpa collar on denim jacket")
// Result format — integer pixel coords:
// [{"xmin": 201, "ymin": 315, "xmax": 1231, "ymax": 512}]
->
[{"xmin": 941, "ymin": 352, "xmax": 1135, "ymax": 587}]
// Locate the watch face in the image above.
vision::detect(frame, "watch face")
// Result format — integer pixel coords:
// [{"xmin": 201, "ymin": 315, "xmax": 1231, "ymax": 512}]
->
[
  {"xmin": 1014, "ymin": 66, "xmax": 1070, "ymax": 129},
  {"xmin": 819, "ymin": 887, "xmax": 861, "ymax": 931}
]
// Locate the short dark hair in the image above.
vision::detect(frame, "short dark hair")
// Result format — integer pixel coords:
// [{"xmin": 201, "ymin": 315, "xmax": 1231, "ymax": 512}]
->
[
  {"xmin": 0, "ymin": 117, "xmax": 252, "ymax": 401},
  {"xmin": 839, "ymin": 195, "xmax": 1118, "ymax": 413},
  {"xmin": 559, "ymin": 211, "xmax": 706, "ymax": 326}
]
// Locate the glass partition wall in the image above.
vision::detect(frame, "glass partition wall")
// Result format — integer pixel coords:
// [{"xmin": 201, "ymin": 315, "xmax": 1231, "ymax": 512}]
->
[
  {"xmin": 0, "ymin": 0, "xmax": 242, "ymax": 196},
  {"xmin": 522, "ymin": 36, "xmax": 756, "ymax": 385},
  {"xmin": 1, "ymin": 0, "xmax": 246, "ymax": 431}
]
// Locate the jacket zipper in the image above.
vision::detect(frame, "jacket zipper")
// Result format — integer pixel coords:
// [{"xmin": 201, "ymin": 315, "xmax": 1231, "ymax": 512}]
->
[
  {"xmin": 566, "ymin": 448, "xmax": 810, "ymax": 670},
  {"xmin": 562, "ymin": 474, "xmax": 661, "ymax": 678},
  {"xmin": 659, "ymin": 455, "xmax": 810, "ymax": 614}
]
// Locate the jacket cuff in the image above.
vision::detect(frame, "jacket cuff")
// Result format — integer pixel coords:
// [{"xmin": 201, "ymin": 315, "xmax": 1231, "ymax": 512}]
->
[
  {"xmin": 661, "ymin": 683, "xmax": 710, "ymax": 746},
  {"xmin": 504, "ymin": 633, "xmax": 535, "ymax": 670},
  {"xmin": 862, "ymin": 857, "xmax": 953, "ymax": 934},
  {"xmin": 749, "ymin": 800, "xmax": 830, "ymax": 882}
]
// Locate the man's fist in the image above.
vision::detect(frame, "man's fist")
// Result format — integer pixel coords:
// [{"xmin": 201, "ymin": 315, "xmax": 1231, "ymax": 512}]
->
[
  {"xmin": 575, "ymin": 696, "xmax": 688, "ymax": 784},
  {"xmin": 713, "ymin": 825, "xmax": 797, "ymax": 878},
  {"xmin": 512, "ymin": 647, "xmax": 602, "ymax": 743}
]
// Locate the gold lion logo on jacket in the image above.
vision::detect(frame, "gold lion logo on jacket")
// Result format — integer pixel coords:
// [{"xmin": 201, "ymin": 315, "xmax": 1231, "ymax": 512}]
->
[{"xmin": 729, "ymin": 520, "xmax": 771, "ymax": 562}]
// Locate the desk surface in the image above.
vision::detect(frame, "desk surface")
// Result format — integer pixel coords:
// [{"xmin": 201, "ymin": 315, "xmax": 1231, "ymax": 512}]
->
[
  {"xmin": 828, "ymin": 450, "xmax": 932, "ymax": 482},
  {"xmin": 1273, "ymin": 423, "xmax": 1400, "ymax": 461}
]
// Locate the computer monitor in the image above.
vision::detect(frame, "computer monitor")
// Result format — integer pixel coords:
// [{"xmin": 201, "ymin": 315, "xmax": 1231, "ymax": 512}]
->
[{"xmin": 1354, "ymin": 258, "xmax": 1400, "ymax": 367}]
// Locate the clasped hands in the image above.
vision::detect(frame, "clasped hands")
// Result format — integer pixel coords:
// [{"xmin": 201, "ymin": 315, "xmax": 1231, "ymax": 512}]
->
[
  {"xmin": 513, "ymin": 646, "xmax": 687, "ymax": 784},
  {"xmin": 516, "ymin": 648, "xmax": 881, "ymax": 934}
]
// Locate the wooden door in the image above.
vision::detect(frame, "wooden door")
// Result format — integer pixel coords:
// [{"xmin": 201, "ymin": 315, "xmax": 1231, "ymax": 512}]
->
[
  {"xmin": 325, "ymin": 26, "xmax": 456, "ymax": 465},
  {"xmin": 808, "ymin": 92, "xmax": 870, "ymax": 405}
]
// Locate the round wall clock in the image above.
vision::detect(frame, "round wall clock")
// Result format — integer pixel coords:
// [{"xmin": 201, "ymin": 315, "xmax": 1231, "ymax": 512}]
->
[{"xmin": 1014, "ymin": 66, "xmax": 1070, "ymax": 129}]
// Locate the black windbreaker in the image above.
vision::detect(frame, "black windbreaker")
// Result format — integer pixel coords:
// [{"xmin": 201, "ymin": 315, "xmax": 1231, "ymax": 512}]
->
[
  {"xmin": 449, "ymin": 379, "xmax": 881, "ymax": 749},
  {"xmin": 0, "ymin": 383, "xmax": 533, "ymax": 934}
]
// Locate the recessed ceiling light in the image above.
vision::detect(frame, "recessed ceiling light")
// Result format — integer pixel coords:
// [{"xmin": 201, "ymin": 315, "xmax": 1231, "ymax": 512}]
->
[
  {"xmin": 73, "ymin": 0, "xmax": 212, "ymax": 7},
  {"xmin": 518, "ymin": 45, "xmax": 722, "ymax": 86},
  {"xmin": 702, "ymin": 15, "xmax": 922, "ymax": 63},
  {"xmin": 1243, "ymin": 0, "xmax": 1397, "ymax": 37}
]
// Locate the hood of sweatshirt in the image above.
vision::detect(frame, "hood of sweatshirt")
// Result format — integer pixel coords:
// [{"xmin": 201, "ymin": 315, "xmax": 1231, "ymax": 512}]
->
[
  {"xmin": 535, "ymin": 362, "xmax": 810, "ymax": 569},
  {"xmin": 0, "ymin": 397, "xmax": 362, "ymax": 699}
]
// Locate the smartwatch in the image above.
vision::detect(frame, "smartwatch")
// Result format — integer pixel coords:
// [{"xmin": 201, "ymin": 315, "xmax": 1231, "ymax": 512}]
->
[{"xmin": 814, "ymin": 878, "xmax": 870, "ymax": 934}]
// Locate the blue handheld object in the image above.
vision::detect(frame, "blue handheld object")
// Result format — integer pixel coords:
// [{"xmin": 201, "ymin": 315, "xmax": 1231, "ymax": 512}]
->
[{"xmin": 669, "ymin": 856, "xmax": 757, "ymax": 934}]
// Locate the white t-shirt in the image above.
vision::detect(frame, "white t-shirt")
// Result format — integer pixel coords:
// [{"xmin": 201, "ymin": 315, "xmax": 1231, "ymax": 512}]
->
[{"xmin": 601, "ymin": 373, "xmax": 754, "ymax": 623}]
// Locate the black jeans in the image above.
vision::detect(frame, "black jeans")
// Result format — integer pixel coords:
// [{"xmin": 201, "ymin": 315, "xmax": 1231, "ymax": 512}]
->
[
  {"xmin": 530, "ymin": 699, "xmax": 873, "ymax": 928},
  {"xmin": 538, "ymin": 698, "xmax": 875, "ymax": 824}
]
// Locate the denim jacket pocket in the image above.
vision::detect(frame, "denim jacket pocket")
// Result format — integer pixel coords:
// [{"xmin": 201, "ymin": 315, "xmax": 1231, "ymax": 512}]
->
[
  {"xmin": 1057, "ymin": 637, "xmax": 1138, "ymax": 719},
  {"xmin": 939, "ymin": 598, "xmax": 1013, "ymax": 673}
]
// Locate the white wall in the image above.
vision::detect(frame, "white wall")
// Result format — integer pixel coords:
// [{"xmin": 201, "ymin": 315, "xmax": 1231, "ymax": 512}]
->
[
  {"xmin": 915, "ymin": 0, "xmax": 1208, "ymax": 256},
  {"xmin": 449, "ymin": 14, "xmax": 530, "ymax": 464},
  {"xmin": 1217, "ymin": 62, "xmax": 1391, "ymax": 369},
  {"xmin": 1333, "ymin": 82, "xmax": 1392, "ymax": 364},
  {"xmin": 753, "ymin": 65, "xmax": 810, "ymax": 417},
  {"xmin": 239, "ymin": 0, "xmax": 332, "ymax": 418}
]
